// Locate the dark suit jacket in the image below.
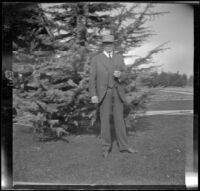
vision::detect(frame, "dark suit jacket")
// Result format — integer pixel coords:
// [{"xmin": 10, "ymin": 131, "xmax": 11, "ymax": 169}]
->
[{"xmin": 89, "ymin": 52, "xmax": 128, "ymax": 103}]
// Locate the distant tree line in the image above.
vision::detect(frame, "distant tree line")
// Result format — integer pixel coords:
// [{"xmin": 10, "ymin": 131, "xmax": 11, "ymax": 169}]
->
[{"xmin": 140, "ymin": 71, "xmax": 193, "ymax": 87}]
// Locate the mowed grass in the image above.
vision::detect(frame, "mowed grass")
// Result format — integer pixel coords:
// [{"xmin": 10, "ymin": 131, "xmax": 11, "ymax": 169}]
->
[
  {"xmin": 146, "ymin": 100, "xmax": 193, "ymax": 111},
  {"xmin": 13, "ymin": 115, "xmax": 191, "ymax": 185},
  {"xmin": 13, "ymin": 87, "xmax": 193, "ymax": 185},
  {"xmin": 146, "ymin": 87, "xmax": 193, "ymax": 110},
  {"xmin": 148, "ymin": 87, "xmax": 193, "ymax": 101},
  {"xmin": 160, "ymin": 86, "xmax": 193, "ymax": 93}
]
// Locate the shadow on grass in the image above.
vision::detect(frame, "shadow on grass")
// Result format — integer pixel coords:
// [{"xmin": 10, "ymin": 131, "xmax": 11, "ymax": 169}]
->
[
  {"xmin": 14, "ymin": 115, "xmax": 153, "ymax": 143},
  {"xmin": 32, "ymin": 135, "xmax": 70, "ymax": 143},
  {"xmin": 128, "ymin": 117, "xmax": 153, "ymax": 133},
  {"xmin": 14, "ymin": 124, "xmax": 70, "ymax": 143}
]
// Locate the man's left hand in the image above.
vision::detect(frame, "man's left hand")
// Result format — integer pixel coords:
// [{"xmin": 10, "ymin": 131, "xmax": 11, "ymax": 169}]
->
[{"xmin": 113, "ymin": 70, "xmax": 121, "ymax": 78}]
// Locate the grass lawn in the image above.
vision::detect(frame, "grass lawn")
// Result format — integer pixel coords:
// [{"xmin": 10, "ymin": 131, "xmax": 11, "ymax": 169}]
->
[
  {"xmin": 146, "ymin": 100, "xmax": 193, "ymax": 111},
  {"xmin": 146, "ymin": 87, "xmax": 193, "ymax": 110},
  {"xmin": 148, "ymin": 87, "xmax": 193, "ymax": 101},
  {"xmin": 13, "ymin": 116, "xmax": 191, "ymax": 185},
  {"xmin": 160, "ymin": 86, "xmax": 193, "ymax": 93},
  {"xmin": 13, "ymin": 87, "xmax": 193, "ymax": 185}
]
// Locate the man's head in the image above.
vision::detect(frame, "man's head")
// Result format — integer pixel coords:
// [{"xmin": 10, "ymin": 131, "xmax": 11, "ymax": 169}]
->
[{"xmin": 102, "ymin": 35, "xmax": 115, "ymax": 53}]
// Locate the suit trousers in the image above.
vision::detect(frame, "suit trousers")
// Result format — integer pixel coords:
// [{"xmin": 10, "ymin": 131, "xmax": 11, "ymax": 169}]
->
[{"xmin": 99, "ymin": 86, "xmax": 129, "ymax": 152}]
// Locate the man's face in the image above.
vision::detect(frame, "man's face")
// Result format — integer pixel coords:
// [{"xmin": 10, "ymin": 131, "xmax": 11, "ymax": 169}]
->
[{"xmin": 103, "ymin": 42, "xmax": 114, "ymax": 53}]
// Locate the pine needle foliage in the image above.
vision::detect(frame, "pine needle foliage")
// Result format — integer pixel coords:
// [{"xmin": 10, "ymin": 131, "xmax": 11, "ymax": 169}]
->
[{"xmin": 10, "ymin": 2, "xmax": 169, "ymax": 140}]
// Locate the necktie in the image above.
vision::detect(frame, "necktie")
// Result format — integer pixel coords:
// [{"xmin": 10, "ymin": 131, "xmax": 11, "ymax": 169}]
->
[{"xmin": 108, "ymin": 52, "xmax": 112, "ymax": 59}]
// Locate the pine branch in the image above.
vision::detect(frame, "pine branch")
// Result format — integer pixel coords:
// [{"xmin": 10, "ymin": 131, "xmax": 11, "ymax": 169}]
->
[{"xmin": 129, "ymin": 41, "xmax": 170, "ymax": 69}]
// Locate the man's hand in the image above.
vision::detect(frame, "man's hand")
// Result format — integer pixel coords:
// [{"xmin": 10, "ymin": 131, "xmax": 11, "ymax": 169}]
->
[
  {"xmin": 91, "ymin": 96, "xmax": 99, "ymax": 104},
  {"xmin": 113, "ymin": 70, "xmax": 121, "ymax": 78}
]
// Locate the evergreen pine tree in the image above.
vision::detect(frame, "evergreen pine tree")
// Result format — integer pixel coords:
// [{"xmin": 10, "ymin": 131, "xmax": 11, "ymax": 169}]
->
[{"xmin": 12, "ymin": 2, "xmax": 170, "ymax": 140}]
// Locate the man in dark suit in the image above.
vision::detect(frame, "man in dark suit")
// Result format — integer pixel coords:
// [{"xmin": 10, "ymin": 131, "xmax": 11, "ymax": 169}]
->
[{"xmin": 89, "ymin": 34, "xmax": 138, "ymax": 158}]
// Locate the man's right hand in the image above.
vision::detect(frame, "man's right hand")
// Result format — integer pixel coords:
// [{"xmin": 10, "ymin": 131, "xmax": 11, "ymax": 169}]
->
[{"xmin": 91, "ymin": 96, "xmax": 99, "ymax": 104}]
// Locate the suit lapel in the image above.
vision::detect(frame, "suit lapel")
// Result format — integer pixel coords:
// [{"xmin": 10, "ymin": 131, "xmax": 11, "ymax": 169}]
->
[
  {"xmin": 99, "ymin": 52, "xmax": 121, "ymax": 72},
  {"xmin": 100, "ymin": 53, "xmax": 110, "ymax": 71},
  {"xmin": 112, "ymin": 53, "xmax": 120, "ymax": 70}
]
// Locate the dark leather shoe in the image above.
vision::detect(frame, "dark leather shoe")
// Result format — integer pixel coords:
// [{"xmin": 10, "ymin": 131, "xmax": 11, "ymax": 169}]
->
[
  {"xmin": 102, "ymin": 151, "xmax": 109, "ymax": 158},
  {"xmin": 120, "ymin": 148, "xmax": 138, "ymax": 154}
]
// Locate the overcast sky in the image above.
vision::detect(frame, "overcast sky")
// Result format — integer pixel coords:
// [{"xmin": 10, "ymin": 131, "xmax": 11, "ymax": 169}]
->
[
  {"xmin": 124, "ymin": 2, "xmax": 194, "ymax": 76},
  {"xmin": 41, "ymin": 2, "xmax": 194, "ymax": 76}
]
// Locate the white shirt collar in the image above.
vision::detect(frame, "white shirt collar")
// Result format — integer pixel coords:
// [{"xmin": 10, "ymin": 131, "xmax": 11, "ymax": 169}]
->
[{"xmin": 103, "ymin": 50, "xmax": 113, "ymax": 58}]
